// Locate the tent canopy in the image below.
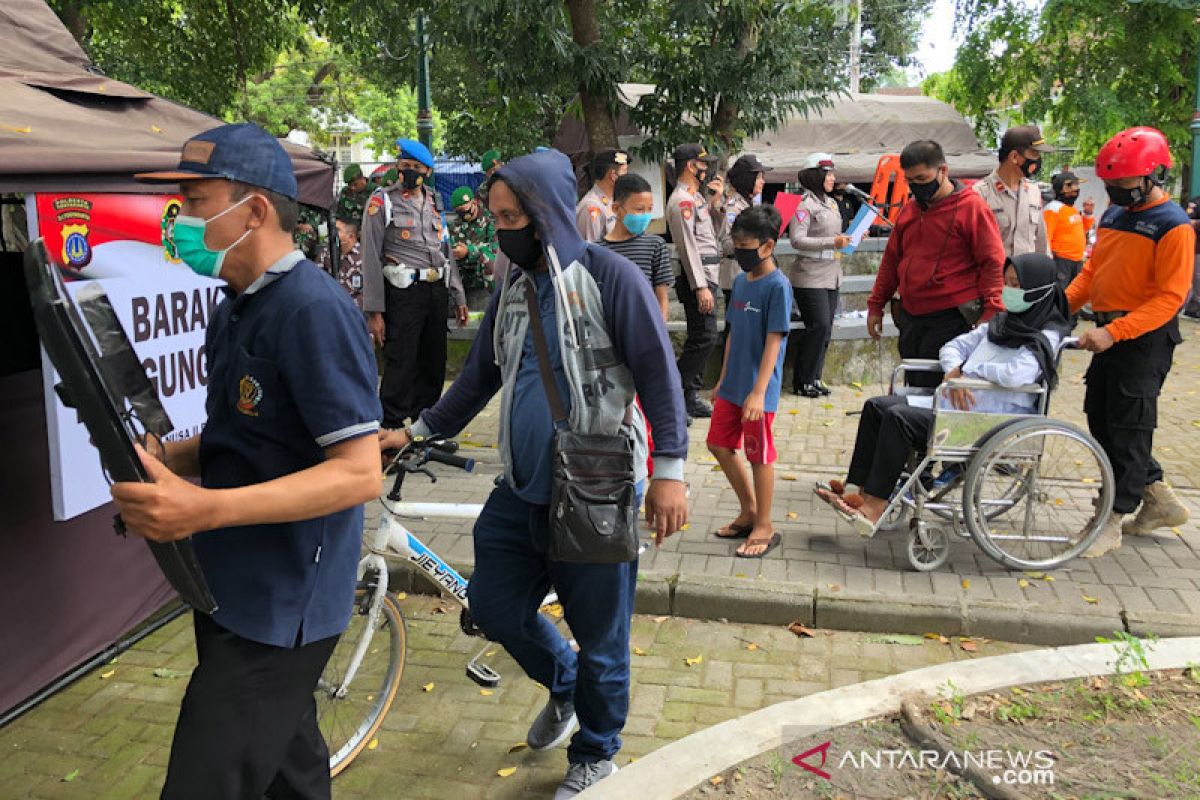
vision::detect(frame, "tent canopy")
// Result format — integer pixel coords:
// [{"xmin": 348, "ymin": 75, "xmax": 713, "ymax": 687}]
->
[
  {"xmin": 0, "ymin": 0, "xmax": 334, "ymax": 207},
  {"xmin": 554, "ymin": 86, "xmax": 996, "ymax": 184}
]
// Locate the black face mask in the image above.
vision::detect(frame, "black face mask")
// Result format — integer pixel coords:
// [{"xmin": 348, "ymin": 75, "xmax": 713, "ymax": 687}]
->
[
  {"xmin": 733, "ymin": 247, "xmax": 764, "ymax": 272},
  {"xmin": 909, "ymin": 175, "xmax": 942, "ymax": 207},
  {"xmin": 1021, "ymin": 157, "xmax": 1042, "ymax": 178},
  {"xmin": 1056, "ymin": 192, "xmax": 1079, "ymax": 206},
  {"xmin": 1105, "ymin": 181, "xmax": 1148, "ymax": 208},
  {"xmin": 400, "ymin": 168, "xmax": 425, "ymax": 190},
  {"xmin": 497, "ymin": 222, "xmax": 541, "ymax": 269}
]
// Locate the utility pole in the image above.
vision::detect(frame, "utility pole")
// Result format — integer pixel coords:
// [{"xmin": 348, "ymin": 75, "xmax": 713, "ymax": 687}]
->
[
  {"xmin": 1190, "ymin": 48, "xmax": 1200, "ymax": 202},
  {"xmin": 848, "ymin": 0, "xmax": 862, "ymax": 95},
  {"xmin": 416, "ymin": 11, "xmax": 434, "ymax": 151}
]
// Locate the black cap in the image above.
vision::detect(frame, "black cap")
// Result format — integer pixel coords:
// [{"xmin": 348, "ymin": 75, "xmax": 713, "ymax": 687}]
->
[
  {"xmin": 1000, "ymin": 124, "xmax": 1055, "ymax": 155},
  {"xmin": 1051, "ymin": 171, "xmax": 1081, "ymax": 191},
  {"xmin": 727, "ymin": 154, "xmax": 765, "ymax": 178},
  {"xmin": 672, "ymin": 143, "xmax": 717, "ymax": 167}
]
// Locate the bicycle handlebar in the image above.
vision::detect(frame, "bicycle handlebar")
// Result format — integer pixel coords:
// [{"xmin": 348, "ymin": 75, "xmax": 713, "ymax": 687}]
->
[{"xmin": 428, "ymin": 448, "xmax": 475, "ymax": 473}]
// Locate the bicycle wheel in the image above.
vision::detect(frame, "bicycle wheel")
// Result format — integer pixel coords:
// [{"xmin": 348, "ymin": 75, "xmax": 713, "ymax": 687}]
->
[
  {"xmin": 963, "ymin": 418, "xmax": 1114, "ymax": 570},
  {"xmin": 317, "ymin": 588, "xmax": 406, "ymax": 777}
]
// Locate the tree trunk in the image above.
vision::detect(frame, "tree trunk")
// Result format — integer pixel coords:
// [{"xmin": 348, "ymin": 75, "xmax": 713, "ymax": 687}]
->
[
  {"xmin": 711, "ymin": 18, "xmax": 761, "ymax": 169},
  {"xmin": 565, "ymin": 0, "xmax": 619, "ymax": 152},
  {"xmin": 56, "ymin": 2, "xmax": 89, "ymax": 46}
]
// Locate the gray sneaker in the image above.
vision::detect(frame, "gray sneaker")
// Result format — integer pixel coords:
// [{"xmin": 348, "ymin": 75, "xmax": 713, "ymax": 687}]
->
[
  {"xmin": 527, "ymin": 695, "xmax": 577, "ymax": 750},
  {"xmin": 553, "ymin": 760, "xmax": 618, "ymax": 799}
]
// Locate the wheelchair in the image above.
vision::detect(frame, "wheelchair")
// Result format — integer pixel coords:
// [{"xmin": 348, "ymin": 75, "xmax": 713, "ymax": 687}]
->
[{"xmin": 857, "ymin": 338, "xmax": 1115, "ymax": 572}]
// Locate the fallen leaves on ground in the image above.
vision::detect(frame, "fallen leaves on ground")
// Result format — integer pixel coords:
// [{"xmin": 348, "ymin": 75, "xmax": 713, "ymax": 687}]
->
[
  {"xmin": 959, "ymin": 638, "xmax": 979, "ymax": 653},
  {"xmin": 497, "ymin": 767, "xmax": 517, "ymax": 777},
  {"xmin": 480, "ymin": 689, "xmax": 494, "ymax": 696},
  {"xmin": 633, "ymin": 647, "xmax": 647, "ymax": 656},
  {"xmin": 61, "ymin": 770, "xmax": 78, "ymax": 783},
  {"xmin": 542, "ymin": 603, "xmax": 564, "ymax": 618},
  {"xmin": 788, "ymin": 621, "xmax": 816, "ymax": 638},
  {"xmin": 1082, "ymin": 594, "xmax": 1100, "ymax": 604},
  {"xmin": 961, "ymin": 579, "xmax": 971, "ymax": 590},
  {"xmin": 508, "ymin": 742, "xmax": 529, "ymax": 754},
  {"xmin": 99, "ymin": 670, "xmax": 115, "ymax": 680},
  {"xmin": 367, "ymin": 738, "xmax": 379, "ymax": 750},
  {"xmin": 152, "ymin": 667, "xmax": 191, "ymax": 679},
  {"xmin": 866, "ymin": 634, "xmax": 924, "ymax": 646},
  {"xmin": 422, "ymin": 682, "xmax": 435, "ymax": 692},
  {"xmin": 684, "ymin": 654, "xmax": 703, "ymax": 667}
]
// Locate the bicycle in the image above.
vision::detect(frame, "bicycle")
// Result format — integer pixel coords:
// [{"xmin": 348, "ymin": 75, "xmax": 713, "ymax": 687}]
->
[{"xmin": 314, "ymin": 436, "xmax": 560, "ymax": 776}]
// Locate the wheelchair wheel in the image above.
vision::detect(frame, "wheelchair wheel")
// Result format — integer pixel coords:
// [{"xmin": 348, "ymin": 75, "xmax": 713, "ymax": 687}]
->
[
  {"xmin": 907, "ymin": 521, "xmax": 951, "ymax": 571},
  {"xmin": 963, "ymin": 418, "xmax": 1114, "ymax": 570}
]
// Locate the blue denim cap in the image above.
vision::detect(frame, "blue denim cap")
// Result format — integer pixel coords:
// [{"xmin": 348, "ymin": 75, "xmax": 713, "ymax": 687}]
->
[
  {"xmin": 136, "ymin": 122, "xmax": 299, "ymax": 200},
  {"xmin": 396, "ymin": 138, "xmax": 435, "ymax": 170}
]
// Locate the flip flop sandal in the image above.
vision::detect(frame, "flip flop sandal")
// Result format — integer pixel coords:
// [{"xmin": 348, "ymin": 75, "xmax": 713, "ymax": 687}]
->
[
  {"xmin": 715, "ymin": 522, "xmax": 754, "ymax": 539},
  {"xmin": 735, "ymin": 532, "xmax": 782, "ymax": 559},
  {"xmin": 825, "ymin": 493, "xmax": 880, "ymax": 539}
]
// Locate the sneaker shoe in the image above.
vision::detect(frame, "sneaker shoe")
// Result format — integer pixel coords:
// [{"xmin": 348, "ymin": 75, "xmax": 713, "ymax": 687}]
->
[
  {"xmin": 813, "ymin": 380, "xmax": 832, "ymax": 396},
  {"xmin": 1123, "ymin": 481, "xmax": 1190, "ymax": 536},
  {"xmin": 553, "ymin": 760, "xmax": 619, "ymax": 799},
  {"xmin": 527, "ymin": 695, "xmax": 577, "ymax": 751},
  {"xmin": 1082, "ymin": 514, "xmax": 1123, "ymax": 559}
]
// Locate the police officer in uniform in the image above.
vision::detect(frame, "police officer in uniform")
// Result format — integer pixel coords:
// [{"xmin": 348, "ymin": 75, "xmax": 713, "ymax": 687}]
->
[
  {"xmin": 718, "ymin": 154, "xmax": 765, "ymax": 309},
  {"xmin": 1068, "ymin": 127, "xmax": 1194, "ymax": 557},
  {"xmin": 575, "ymin": 149, "xmax": 629, "ymax": 241},
  {"xmin": 666, "ymin": 143, "xmax": 725, "ymax": 419},
  {"xmin": 973, "ymin": 125, "xmax": 1053, "ymax": 258},
  {"xmin": 361, "ymin": 138, "xmax": 468, "ymax": 429},
  {"xmin": 336, "ymin": 163, "xmax": 372, "ymax": 224}
]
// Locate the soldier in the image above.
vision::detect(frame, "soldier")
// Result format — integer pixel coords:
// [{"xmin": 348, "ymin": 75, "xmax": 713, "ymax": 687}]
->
[
  {"xmin": 666, "ymin": 143, "xmax": 725, "ymax": 420},
  {"xmin": 361, "ymin": 138, "xmax": 469, "ymax": 428},
  {"xmin": 293, "ymin": 204, "xmax": 323, "ymax": 259},
  {"xmin": 973, "ymin": 124, "xmax": 1054, "ymax": 258},
  {"xmin": 476, "ymin": 149, "xmax": 503, "ymax": 205},
  {"xmin": 575, "ymin": 149, "xmax": 629, "ymax": 241},
  {"xmin": 336, "ymin": 163, "xmax": 372, "ymax": 225},
  {"xmin": 449, "ymin": 185, "xmax": 497, "ymax": 310}
]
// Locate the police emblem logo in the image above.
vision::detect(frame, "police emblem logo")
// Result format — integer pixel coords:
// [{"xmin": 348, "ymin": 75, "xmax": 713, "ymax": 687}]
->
[
  {"xmin": 61, "ymin": 223, "xmax": 92, "ymax": 267},
  {"xmin": 425, "ymin": 268, "xmax": 440, "ymax": 282},
  {"xmin": 680, "ymin": 201, "xmax": 693, "ymax": 221},
  {"xmin": 400, "ymin": 229, "xmax": 411, "ymax": 240},
  {"xmin": 160, "ymin": 198, "xmax": 183, "ymax": 263},
  {"xmin": 367, "ymin": 196, "xmax": 383, "ymax": 216},
  {"xmin": 588, "ymin": 206, "xmax": 600, "ymax": 218},
  {"xmin": 794, "ymin": 209, "xmax": 810, "ymax": 224},
  {"xmin": 237, "ymin": 374, "xmax": 263, "ymax": 416}
]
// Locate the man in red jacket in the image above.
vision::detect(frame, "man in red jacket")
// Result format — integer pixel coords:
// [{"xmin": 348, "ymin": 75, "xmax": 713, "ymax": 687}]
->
[{"xmin": 868, "ymin": 141, "xmax": 1006, "ymax": 386}]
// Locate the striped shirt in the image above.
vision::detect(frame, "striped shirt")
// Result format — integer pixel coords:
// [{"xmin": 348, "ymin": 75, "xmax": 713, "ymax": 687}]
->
[{"xmin": 601, "ymin": 233, "xmax": 674, "ymax": 288}]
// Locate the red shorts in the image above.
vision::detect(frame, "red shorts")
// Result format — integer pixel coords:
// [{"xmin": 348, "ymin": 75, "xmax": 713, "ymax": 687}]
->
[{"xmin": 705, "ymin": 396, "xmax": 777, "ymax": 465}]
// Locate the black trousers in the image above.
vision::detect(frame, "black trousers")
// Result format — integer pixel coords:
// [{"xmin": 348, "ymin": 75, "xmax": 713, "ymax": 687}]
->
[
  {"xmin": 381, "ymin": 279, "xmax": 449, "ymax": 428},
  {"xmin": 846, "ymin": 395, "xmax": 934, "ymax": 500},
  {"xmin": 792, "ymin": 287, "xmax": 839, "ymax": 388},
  {"xmin": 161, "ymin": 613, "xmax": 339, "ymax": 800},
  {"xmin": 1053, "ymin": 257, "xmax": 1084, "ymax": 326},
  {"xmin": 676, "ymin": 278, "xmax": 719, "ymax": 393},
  {"xmin": 1083, "ymin": 321, "xmax": 1180, "ymax": 514},
  {"xmin": 895, "ymin": 306, "xmax": 970, "ymax": 388}
]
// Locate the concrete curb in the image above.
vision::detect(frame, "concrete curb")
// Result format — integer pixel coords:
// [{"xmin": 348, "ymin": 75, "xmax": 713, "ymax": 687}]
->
[
  {"xmin": 390, "ymin": 562, "xmax": 1200, "ymax": 645},
  {"xmin": 579, "ymin": 636, "xmax": 1200, "ymax": 799}
]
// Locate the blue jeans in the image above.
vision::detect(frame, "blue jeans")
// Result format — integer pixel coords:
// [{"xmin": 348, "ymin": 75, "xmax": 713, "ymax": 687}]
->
[{"xmin": 466, "ymin": 483, "xmax": 638, "ymax": 764}]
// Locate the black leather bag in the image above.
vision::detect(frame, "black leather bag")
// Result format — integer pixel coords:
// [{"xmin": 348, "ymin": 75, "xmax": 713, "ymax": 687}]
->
[{"xmin": 524, "ymin": 284, "xmax": 639, "ymax": 563}]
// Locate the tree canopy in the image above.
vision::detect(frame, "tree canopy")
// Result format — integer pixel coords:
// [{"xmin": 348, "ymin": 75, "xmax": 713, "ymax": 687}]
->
[
  {"xmin": 926, "ymin": 0, "xmax": 1200, "ymax": 162},
  {"xmin": 52, "ymin": 0, "xmax": 935, "ymax": 163}
]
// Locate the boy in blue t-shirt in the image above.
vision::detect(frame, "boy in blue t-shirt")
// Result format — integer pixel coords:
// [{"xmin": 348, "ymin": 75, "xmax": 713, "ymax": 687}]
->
[{"xmin": 707, "ymin": 205, "xmax": 792, "ymax": 558}]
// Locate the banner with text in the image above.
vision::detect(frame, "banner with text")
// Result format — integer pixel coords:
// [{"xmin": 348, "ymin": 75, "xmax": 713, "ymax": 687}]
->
[{"xmin": 30, "ymin": 192, "xmax": 220, "ymax": 521}]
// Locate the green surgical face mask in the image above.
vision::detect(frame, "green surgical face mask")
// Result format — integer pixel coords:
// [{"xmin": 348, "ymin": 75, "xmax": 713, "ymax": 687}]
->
[
  {"xmin": 168, "ymin": 195, "xmax": 255, "ymax": 278},
  {"xmin": 1001, "ymin": 283, "xmax": 1053, "ymax": 314}
]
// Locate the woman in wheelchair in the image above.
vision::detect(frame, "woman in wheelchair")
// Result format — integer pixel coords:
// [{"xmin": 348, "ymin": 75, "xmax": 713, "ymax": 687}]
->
[{"xmin": 816, "ymin": 253, "xmax": 1072, "ymax": 534}]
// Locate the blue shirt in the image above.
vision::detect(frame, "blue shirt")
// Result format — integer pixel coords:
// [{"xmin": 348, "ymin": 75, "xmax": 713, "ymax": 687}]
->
[
  {"xmin": 508, "ymin": 270, "xmax": 573, "ymax": 505},
  {"xmin": 718, "ymin": 268, "xmax": 792, "ymax": 413},
  {"xmin": 197, "ymin": 252, "xmax": 382, "ymax": 648}
]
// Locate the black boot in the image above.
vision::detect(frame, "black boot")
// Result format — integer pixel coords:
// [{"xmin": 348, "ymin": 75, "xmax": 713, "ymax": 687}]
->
[
  {"xmin": 793, "ymin": 384, "xmax": 821, "ymax": 398},
  {"xmin": 814, "ymin": 380, "xmax": 832, "ymax": 396},
  {"xmin": 684, "ymin": 389, "xmax": 712, "ymax": 418}
]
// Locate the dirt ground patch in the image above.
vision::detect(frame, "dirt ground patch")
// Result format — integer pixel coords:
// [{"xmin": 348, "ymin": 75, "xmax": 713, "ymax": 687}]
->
[{"xmin": 684, "ymin": 662, "xmax": 1200, "ymax": 799}]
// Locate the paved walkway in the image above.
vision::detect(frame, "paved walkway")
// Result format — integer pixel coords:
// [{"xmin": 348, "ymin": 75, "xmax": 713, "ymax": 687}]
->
[
  {"xmin": 0, "ymin": 595, "xmax": 1033, "ymax": 799},
  {"xmin": 389, "ymin": 325, "xmax": 1200, "ymax": 641}
]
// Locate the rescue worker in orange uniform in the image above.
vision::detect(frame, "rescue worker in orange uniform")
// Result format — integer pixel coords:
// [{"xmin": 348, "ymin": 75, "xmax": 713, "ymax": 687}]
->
[{"xmin": 1069, "ymin": 128, "xmax": 1194, "ymax": 557}]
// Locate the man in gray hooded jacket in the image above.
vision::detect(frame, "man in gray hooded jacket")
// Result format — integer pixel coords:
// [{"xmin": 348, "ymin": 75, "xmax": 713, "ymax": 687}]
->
[{"xmin": 385, "ymin": 149, "xmax": 689, "ymax": 797}]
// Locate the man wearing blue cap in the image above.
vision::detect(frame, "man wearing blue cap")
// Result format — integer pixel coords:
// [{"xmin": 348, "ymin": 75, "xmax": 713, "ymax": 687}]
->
[
  {"xmin": 361, "ymin": 138, "xmax": 469, "ymax": 428},
  {"xmin": 116, "ymin": 122, "xmax": 383, "ymax": 799}
]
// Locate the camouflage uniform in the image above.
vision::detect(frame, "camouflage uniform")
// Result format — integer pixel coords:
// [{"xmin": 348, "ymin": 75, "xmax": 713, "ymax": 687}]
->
[
  {"xmin": 293, "ymin": 204, "xmax": 323, "ymax": 258},
  {"xmin": 449, "ymin": 209, "xmax": 497, "ymax": 298},
  {"xmin": 335, "ymin": 186, "xmax": 373, "ymax": 226}
]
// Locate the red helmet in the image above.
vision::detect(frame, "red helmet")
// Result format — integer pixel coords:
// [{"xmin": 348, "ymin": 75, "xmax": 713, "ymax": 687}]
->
[{"xmin": 1095, "ymin": 127, "xmax": 1172, "ymax": 180}]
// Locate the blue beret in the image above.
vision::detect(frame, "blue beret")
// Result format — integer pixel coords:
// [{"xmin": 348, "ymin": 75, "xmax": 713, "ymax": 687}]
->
[{"xmin": 396, "ymin": 138, "xmax": 435, "ymax": 170}]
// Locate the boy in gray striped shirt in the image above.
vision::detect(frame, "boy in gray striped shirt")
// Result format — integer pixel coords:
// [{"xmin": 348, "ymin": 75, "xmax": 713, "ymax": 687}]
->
[{"xmin": 602, "ymin": 174, "xmax": 674, "ymax": 321}]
